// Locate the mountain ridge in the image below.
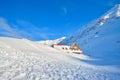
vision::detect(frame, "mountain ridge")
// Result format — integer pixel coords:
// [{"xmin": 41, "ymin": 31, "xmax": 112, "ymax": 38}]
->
[{"xmin": 60, "ymin": 4, "xmax": 120, "ymax": 65}]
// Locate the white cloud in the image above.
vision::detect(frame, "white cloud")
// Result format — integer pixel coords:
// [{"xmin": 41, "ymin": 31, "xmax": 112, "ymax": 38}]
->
[
  {"xmin": 39, "ymin": 33, "xmax": 55, "ymax": 40},
  {"xmin": 39, "ymin": 33, "xmax": 49, "ymax": 40},
  {"xmin": 16, "ymin": 20, "xmax": 52, "ymax": 40},
  {"xmin": 61, "ymin": 7, "xmax": 68, "ymax": 15},
  {"xmin": 63, "ymin": 7, "xmax": 67, "ymax": 15},
  {"xmin": 0, "ymin": 18, "xmax": 13, "ymax": 32},
  {"xmin": 0, "ymin": 17, "xmax": 21, "ymax": 38},
  {"xmin": 0, "ymin": 17, "xmax": 54, "ymax": 40}
]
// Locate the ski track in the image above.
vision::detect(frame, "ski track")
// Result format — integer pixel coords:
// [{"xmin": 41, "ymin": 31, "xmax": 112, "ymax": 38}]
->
[{"xmin": 0, "ymin": 39, "xmax": 120, "ymax": 80}]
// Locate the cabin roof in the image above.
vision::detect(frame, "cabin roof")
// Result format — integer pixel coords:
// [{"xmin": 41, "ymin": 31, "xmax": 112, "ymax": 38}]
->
[
  {"xmin": 53, "ymin": 44, "xmax": 67, "ymax": 46},
  {"xmin": 70, "ymin": 43, "xmax": 81, "ymax": 50}
]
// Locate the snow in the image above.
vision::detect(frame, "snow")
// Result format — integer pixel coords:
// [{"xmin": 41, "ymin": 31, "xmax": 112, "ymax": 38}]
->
[
  {"xmin": 37, "ymin": 37, "xmax": 66, "ymax": 46},
  {"xmin": 102, "ymin": 4, "xmax": 120, "ymax": 18},
  {"xmin": 0, "ymin": 37, "xmax": 120, "ymax": 80},
  {"xmin": 0, "ymin": 4, "xmax": 120, "ymax": 80},
  {"xmin": 60, "ymin": 4, "xmax": 120, "ymax": 67},
  {"xmin": 115, "ymin": 4, "xmax": 120, "ymax": 17}
]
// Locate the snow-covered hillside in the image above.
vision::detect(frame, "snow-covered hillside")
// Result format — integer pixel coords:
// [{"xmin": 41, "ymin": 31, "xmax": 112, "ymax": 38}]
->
[
  {"xmin": 37, "ymin": 37, "xmax": 66, "ymax": 46},
  {"xmin": 60, "ymin": 4, "xmax": 120, "ymax": 66},
  {"xmin": 0, "ymin": 37, "xmax": 120, "ymax": 80}
]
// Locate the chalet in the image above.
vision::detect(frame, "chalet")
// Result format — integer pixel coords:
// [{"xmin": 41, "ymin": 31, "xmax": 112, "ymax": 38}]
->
[{"xmin": 52, "ymin": 43, "xmax": 82, "ymax": 54}]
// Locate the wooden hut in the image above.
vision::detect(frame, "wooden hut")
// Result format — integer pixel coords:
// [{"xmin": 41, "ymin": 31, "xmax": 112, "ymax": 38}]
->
[
  {"xmin": 52, "ymin": 43, "xmax": 82, "ymax": 54},
  {"xmin": 70, "ymin": 43, "xmax": 80, "ymax": 50},
  {"xmin": 70, "ymin": 43, "xmax": 82, "ymax": 54}
]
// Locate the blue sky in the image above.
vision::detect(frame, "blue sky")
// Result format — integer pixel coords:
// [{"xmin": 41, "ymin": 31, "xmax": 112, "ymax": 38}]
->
[{"xmin": 0, "ymin": 0, "xmax": 120, "ymax": 40}]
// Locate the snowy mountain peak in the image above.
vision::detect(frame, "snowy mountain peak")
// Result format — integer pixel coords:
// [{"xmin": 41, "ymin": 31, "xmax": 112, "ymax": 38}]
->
[
  {"xmin": 111, "ymin": 4, "xmax": 120, "ymax": 17},
  {"xmin": 115, "ymin": 4, "xmax": 120, "ymax": 17},
  {"xmin": 37, "ymin": 37, "xmax": 66, "ymax": 45},
  {"xmin": 103, "ymin": 4, "xmax": 120, "ymax": 18},
  {"xmin": 98, "ymin": 4, "xmax": 120, "ymax": 25}
]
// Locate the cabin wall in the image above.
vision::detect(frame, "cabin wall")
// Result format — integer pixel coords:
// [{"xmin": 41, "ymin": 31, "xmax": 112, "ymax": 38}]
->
[
  {"xmin": 53, "ymin": 45, "xmax": 70, "ymax": 50},
  {"xmin": 52, "ymin": 44, "xmax": 83, "ymax": 54}
]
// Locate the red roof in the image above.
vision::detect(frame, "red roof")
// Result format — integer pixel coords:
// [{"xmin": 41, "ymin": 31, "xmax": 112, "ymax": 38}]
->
[{"xmin": 53, "ymin": 44, "xmax": 66, "ymax": 46}]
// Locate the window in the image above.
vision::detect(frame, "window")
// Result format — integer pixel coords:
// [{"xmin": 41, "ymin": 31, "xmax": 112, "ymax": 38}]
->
[{"xmin": 65, "ymin": 48, "xmax": 68, "ymax": 50}]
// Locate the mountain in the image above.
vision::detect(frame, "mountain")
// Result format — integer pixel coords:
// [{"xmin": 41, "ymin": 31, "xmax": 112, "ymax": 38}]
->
[
  {"xmin": 60, "ymin": 4, "xmax": 120, "ymax": 65},
  {"xmin": 37, "ymin": 37, "xmax": 66, "ymax": 45}
]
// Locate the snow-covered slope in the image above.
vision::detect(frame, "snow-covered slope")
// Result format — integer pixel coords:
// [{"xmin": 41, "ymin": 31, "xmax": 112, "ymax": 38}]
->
[
  {"xmin": 37, "ymin": 37, "xmax": 66, "ymax": 46},
  {"xmin": 60, "ymin": 4, "xmax": 120, "ymax": 66},
  {"xmin": 0, "ymin": 37, "xmax": 120, "ymax": 80}
]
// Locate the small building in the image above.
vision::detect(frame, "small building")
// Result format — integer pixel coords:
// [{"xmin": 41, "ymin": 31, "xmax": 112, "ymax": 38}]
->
[
  {"xmin": 52, "ymin": 43, "xmax": 82, "ymax": 54},
  {"xmin": 51, "ymin": 44, "xmax": 70, "ymax": 50}
]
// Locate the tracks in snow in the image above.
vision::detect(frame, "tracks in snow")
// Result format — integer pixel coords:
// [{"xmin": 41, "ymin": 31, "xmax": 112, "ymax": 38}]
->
[{"xmin": 0, "ymin": 40, "xmax": 120, "ymax": 80}]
